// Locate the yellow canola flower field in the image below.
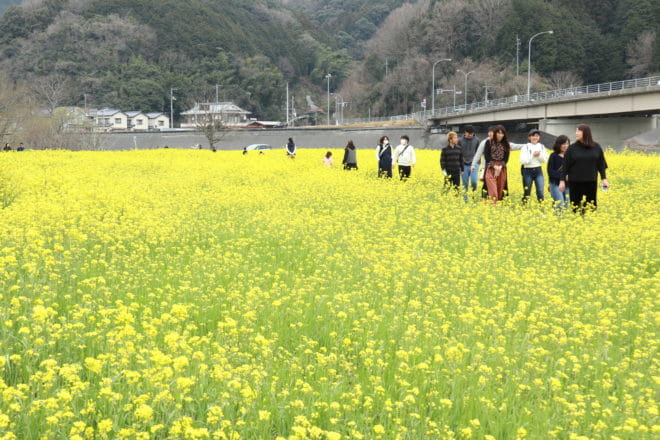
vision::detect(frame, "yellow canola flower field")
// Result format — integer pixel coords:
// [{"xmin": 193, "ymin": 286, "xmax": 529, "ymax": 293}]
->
[{"xmin": 0, "ymin": 149, "xmax": 658, "ymax": 440}]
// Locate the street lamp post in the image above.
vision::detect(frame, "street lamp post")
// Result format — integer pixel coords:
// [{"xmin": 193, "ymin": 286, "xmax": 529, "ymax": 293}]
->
[
  {"xmin": 432, "ymin": 58, "xmax": 452, "ymax": 114},
  {"xmin": 170, "ymin": 88, "xmax": 177, "ymax": 129},
  {"xmin": 527, "ymin": 30, "xmax": 554, "ymax": 99},
  {"xmin": 457, "ymin": 69, "xmax": 475, "ymax": 106},
  {"xmin": 325, "ymin": 73, "xmax": 332, "ymax": 126}
]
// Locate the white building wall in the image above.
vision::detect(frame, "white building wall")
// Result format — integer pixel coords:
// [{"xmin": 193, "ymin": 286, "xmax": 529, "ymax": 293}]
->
[
  {"xmin": 130, "ymin": 116, "xmax": 148, "ymax": 131},
  {"xmin": 110, "ymin": 113, "xmax": 128, "ymax": 130},
  {"xmin": 149, "ymin": 116, "xmax": 170, "ymax": 129}
]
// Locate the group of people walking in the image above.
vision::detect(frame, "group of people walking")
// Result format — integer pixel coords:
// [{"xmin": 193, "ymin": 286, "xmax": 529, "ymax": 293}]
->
[
  {"xmin": 441, "ymin": 124, "xmax": 608, "ymax": 213},
  {"xmin": 321, "ymin": 135, "xmax": 419, "ymax": 181},
  {"xmin": 319, "ymin": 123, "xmax": 609, "ymax": 214}
]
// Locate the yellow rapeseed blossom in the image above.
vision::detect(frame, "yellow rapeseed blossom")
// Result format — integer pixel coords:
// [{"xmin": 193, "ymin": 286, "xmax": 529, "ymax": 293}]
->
[
  {"xmin": 258, "ymin": 410, "xmax": 270, "ymax": 421},
  {"xmin": 0, "ymin": 149, "xmax": 656, "ymax": 439},
  {"xmin": 134, "ymin": 404, "xmax": 154, "ymax": 422}
]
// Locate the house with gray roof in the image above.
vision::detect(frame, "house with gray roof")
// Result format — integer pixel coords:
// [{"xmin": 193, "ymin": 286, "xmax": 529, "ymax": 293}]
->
[
  {"xmin": 146, "ymin": 112, "xmax": 170, "ymax": 130},
  {"xmin": 125, "ymin": 111, "xmax": 148, "ymax": 131},
  {"xmin": 180, "ymin": 102, "xmax": 251, "ymax": 128},
  {"xmin": 88, "ymin": 108, "xmax": 128, "ymax": 131}
]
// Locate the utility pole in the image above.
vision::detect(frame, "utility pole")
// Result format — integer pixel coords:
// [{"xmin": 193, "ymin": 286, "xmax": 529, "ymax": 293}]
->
[
  {"xmin": 516, "ymin": 35, "xmax": 521, "ymax": 77},
  {"xmin": 170, "ymin": 88, "xmax": 177, "ymax": 129},
  {"xmin": 438, "ymin": 86, "xmax": 460, "ymax": 108},
  {"xmin": 483, "ymin": 85, "xmax": 495, "ymax": 104},
  {"xmin": 334, "ymin": 94, "xmax": 339, "ymax": 125},
  {"xmin": 215, "ymin": 84, "xmax": 220, "ymax": 103},
  {"xmin": 325, "ymin": 73, "xmax": 332, "ymax": 126},
  {"xmin": 334, "ymin": 93, "xmax": 345, "ymax": 125},
  {"xmin": 286, "ymin": 82, "xmax": 289, "ymax": 126},
  {"xmin": 385, "ymin": 57, "xmax": 389, "ymax": 78}
]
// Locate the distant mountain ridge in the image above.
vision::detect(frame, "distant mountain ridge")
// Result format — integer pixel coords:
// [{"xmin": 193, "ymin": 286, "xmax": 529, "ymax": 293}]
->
[
  {"xmin": 0, "ymin": 0, "xmax": 354, "ymax": 120},
  {"xmin": 0, "ymin": 0, "xmax": 657, "ymax": 122}
]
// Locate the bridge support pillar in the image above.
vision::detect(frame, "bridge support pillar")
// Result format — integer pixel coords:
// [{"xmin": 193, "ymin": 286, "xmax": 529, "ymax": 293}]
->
[{"xmin": 539, "ymin": 115, "xmax": 658, "ymax": 149}]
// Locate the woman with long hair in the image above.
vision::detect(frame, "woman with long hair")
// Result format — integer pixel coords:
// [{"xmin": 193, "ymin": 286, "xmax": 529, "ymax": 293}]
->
[
  {"xmin": 483, "ymin": 125, "xmax": 511, "ymax": 202},
  {"xmin": 342, "ymin": 140, "xmax": 358, "ymax": 170},
  {"xmin": 559, "ymin": 125, "xmax": 608, "ymax": 214},
  {"xmin": 547, "ymin": 135, "xmax": 570, "ymax": 209},
  {"xmin": 376, "ymin": 136, "xmax": 392, "ymax": 178}
]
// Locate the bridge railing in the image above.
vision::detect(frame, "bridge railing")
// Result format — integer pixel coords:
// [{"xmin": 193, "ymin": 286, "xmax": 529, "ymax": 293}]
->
[{"xmin": 342, "ymin": 75, "xmax": 660, "ymax": 125}]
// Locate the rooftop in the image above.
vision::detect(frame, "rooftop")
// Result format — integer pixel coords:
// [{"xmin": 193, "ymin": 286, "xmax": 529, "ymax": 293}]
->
[{"xmin": 181, "ymin": 102, "xmax": 251, "ymax": 116}]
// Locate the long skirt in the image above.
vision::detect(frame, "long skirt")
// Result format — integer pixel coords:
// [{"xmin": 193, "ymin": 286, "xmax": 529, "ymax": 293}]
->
[{"xmin": 484, "ymin": 164, "xmax": 507, "ymax": 202}]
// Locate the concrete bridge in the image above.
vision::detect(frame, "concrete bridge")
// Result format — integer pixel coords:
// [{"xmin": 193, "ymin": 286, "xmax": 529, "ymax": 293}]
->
[{"xmin": 425, "ymin": 76, "xmax": 660, "ymax": 149}]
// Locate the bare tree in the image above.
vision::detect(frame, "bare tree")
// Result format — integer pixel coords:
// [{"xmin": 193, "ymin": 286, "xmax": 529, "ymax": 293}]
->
[
  {"xmin": 18, "ymin": 105, "xmax": 107, "ymax": 150},
  {"xmin": 422, "ymin": 0, "xmax": 465, "ymax": 56},
  {"xmin": 29, "ymin": 73, "xmax": 71, "ymax": 114},
  {"xmin": 366, "ymin": 0, "xmax": 430, "ymax": 57},
  {"xmin": 196, "ymin": 110, "xmax": 229, "ymax": 151},
  {"xmin": 469, "ymin": 0, "xmax": 512, "ymax": 46},
  {"xmin": 50, "ymin": 107, "xmax": 108, "ymax": 150},
  {"xmin": 76, "ymin": 126, "xmax": 108, "ymax": 151},
  {"xmin": 547, "ymin": 71, "xmax": 583, "ymax": 90},
  {"xmin": 0, "ymin": 78, "xmax": 33, "ymax": 146},
  {"xmin": 626, "ymin": 31, "xmax": 656, "ymax": 77}
]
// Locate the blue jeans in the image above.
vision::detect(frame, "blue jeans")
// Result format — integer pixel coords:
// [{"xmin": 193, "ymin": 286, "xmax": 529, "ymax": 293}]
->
[
  {"xmin": 462, "ymin": 164, "xmax": 479, "ymax": 192},
  {"xmin": 522, "ymin": 167, "xmax": 544, "ymax": 202},
  {"xmin": 549, "ymin": 182, "xmax": 569, "ymax": 209}
]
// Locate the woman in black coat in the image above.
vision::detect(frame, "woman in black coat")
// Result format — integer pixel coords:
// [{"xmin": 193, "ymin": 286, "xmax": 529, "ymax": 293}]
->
[
  {"xmin": 559, "ymin": 124, "xmax": 609, "ymax": 214},
  {"xmin": 375, "ymin": 136, "xmax": 392, "ymax": 178},
  {"xmin": 342, "ymin": 140, "xmax": 358, "ymax": 170}
]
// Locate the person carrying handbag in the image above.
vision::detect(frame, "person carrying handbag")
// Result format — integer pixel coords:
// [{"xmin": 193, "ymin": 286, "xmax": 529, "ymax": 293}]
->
[{"xmin": 393, "ymin": 135, "xmax": 416, "ymax": 180}]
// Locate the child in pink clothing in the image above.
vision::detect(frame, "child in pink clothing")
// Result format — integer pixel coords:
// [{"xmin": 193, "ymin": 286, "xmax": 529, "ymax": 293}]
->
[{"xmin": 323, "ymin": 151, "xmax": 333, "ymax": 166}]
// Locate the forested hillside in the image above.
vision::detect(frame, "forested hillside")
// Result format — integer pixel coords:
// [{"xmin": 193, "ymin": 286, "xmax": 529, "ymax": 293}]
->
[
  {"xmin": 279, "ymin": 0, "xmax": 411, "ymax": 56},
  {"xmin": 0, "ymin": 0, "xmax": 657, "ymax": 121},
  {"xmin": 0, "ymin": 0, "xmax": 352, "ymax": 120},
  {"xmin": 340, "ymin": 0, "xmax": 659, "ymax": 116}
]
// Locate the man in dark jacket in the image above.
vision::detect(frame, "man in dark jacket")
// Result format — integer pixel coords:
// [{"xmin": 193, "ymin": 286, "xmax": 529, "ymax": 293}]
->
[
  {"xmin": 440, "ymin": 131, "xmax": 464, "ymax": 191},
  {"xmin": 457, "ymin": 125, "xmax": 480, "ymax": 193}
]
